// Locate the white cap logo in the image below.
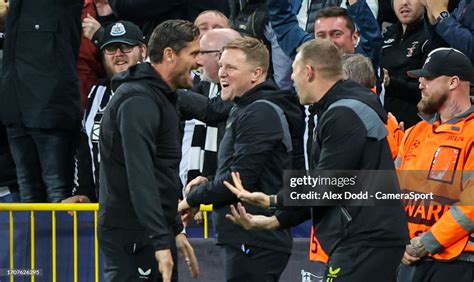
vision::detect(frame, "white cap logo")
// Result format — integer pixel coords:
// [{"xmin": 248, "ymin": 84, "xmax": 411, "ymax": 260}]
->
[{"xmin": 110, "ymin": 23, "xmax": 126, "ymax": 36}]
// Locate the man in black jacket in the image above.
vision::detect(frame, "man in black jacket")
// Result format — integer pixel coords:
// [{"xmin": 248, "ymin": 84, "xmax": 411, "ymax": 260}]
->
[
  {"xmin": 99, "ymin": 20, "xmax": 200, "ymax": 282},
  {"xmin": 382, "ymin": 0, "xmax": 440, "ymax": 129},
  {"xmin": 225, "ymin": 40, "xmax": 409, "ymax": 282},
  {"xmin": 178, "ymin": 37, "xmax": 305, "ymax": 282}
]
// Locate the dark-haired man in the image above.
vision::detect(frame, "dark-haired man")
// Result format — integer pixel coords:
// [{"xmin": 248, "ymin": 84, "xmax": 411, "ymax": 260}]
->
[{"xmin": 98, "ymin": 20, "xmax": 200, "ymax": 282}]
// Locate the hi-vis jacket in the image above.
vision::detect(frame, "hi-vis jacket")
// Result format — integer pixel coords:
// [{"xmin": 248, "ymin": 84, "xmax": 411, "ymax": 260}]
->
[{"xmin": 396, "ymin": 106, "xmax": 474, "ymax": 260}]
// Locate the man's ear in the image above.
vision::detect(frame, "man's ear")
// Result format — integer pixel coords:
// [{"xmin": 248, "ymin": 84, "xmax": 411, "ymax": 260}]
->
[
  {"xmin": 352, "ymin": 31, "xmax": 360, "ymax": 48},
  {"xmin": 163, "ymin": 47, "xmax": 174, "ymax": 62},
  {"xmin": 140, "ymin": 45, "xmax": 148, "ymax": 61},
  {"xmin": 306, "ymin": 65, "xmax": 315, "ymax": 82},
  {"xmin": 448, "ymin": 76, "xmax": 460, "ymax": 91},
  {"xmin": 251, "ymin": 67, "xmax": 264, "ymax": 83}
]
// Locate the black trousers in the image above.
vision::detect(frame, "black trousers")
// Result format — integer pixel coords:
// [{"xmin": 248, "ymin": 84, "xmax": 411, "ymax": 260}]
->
[
  {"xmin": 397, "ymin": 259, "xmax": 474, "ymax": 282},
  {"xmin": 99, "ymin": 226, "xmax": 178, "ymax": 282},
  {"xmin": 7, "ymin": 126, "xmax": 76, "ymax": 202},
  {"xmin": 324, "ymin": 246, "xmax": 405, "ymax": 282},
  {"xmin": 222, "ymin": 243, "xmax": 290, "ymax": 282}
]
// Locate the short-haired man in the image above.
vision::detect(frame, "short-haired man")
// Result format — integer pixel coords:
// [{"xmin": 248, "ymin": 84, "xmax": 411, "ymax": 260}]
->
[
  {"xmin": 382, "ymin": 0, "xmax": 438, "ymax": 129},
  {"xmin": 98, "ymin": 20, "xmax": 200, "ymax": 282},
  {"xmin": 396, "ymin": 48, "xmax": 474, "ymax": 281},
  {"xmin": 65, "ymin": 21, "xmax": 147, "ymax": 203},
  {"xmin": 194, "ymin": 10, "xmax": 230, "ymax": 34},
  {"xmin": 179, "ymin": 37, "xmax": 304, "ymax": 281},
  {"xmin": 225, "ymin": 40, "xmax": 409, "ymax": 282}
]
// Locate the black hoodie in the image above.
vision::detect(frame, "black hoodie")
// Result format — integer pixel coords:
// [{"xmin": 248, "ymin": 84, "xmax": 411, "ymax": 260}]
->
[
  {"xmin": 276, "ymin": 79, "xmax": 409, "ymax": 255},
  {"xmin": 99, "ymin": 63, "xmax": 182, "ymax": 251},
  {"xmin": 186, "ymin": 80, "xmax": 304, "ymax": 253}
]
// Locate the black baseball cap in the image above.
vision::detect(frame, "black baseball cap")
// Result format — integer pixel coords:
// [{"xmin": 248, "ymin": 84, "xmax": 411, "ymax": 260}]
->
[
  {"xmin": 99, "ymin": 21, "xmax": 145, "ymax": 50},
  {"xmin": 407, "ymin": 48, "xmax": 474, "ymax": 82}
]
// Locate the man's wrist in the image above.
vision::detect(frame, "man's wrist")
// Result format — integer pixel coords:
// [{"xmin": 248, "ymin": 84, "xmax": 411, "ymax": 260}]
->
[{"xmin": 265, "ymin": 215, "xmax": 281, "ymax": 229}]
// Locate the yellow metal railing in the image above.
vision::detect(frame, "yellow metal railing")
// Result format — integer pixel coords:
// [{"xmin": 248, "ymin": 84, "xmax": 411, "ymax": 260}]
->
[
  {"xmin": 1, "ymin": 203, "xmax": 213, "ymax": 281},
  {"xmin": 0, "ymin": 203, "xmax": 99, "ymax": 282},
  {"xmin": 199, "ymin": 204, "xmax": 213, "ymax": 239}
]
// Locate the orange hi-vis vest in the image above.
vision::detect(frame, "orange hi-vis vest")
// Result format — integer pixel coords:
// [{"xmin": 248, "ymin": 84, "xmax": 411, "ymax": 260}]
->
[{"xmin": 396, "ymin": 109, "xmax": 474, "ymax": 260}]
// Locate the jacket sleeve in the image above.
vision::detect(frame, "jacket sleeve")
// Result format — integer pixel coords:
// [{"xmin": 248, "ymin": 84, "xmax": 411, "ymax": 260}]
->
[
  {"xmin": 275, "ymin": 207, "xmax": 312, "ymax": 229},
  {"xmin": 349, "ymin": 0, "xmax": 383, "ymax": 75},
  {"xmin": 267, "ymin": 0, "xmax": 313, "ymax": 59},
  {"xmin": 116, "ymin": 96, "xmax": 172, "ymax": 251},
  {"xmin": 186, "ymin": 102, "xmax": 284, "ymax": 208},
  {"xmin": 432, "ymin": 7, "xmax": 474, "ymax": 61},
  {"xmin": 420, "ymin": 143, "xmax": 474, "ymax": 254},
  {"xmin": 177, "ymin": 90, "xmax": 232, "ymax": 125}
]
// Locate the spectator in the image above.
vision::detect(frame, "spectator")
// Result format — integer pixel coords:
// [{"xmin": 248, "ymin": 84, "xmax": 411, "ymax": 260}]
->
[
  {"xmin": 179, "ymin": 37, "xmax": 304, "ymax": 281},
  {"xmin": 292, "ymin": 0, "xmax": 378, "ymax": 35},
  {"xmin": 382, "ymin": 0, "xmax": 439, "ymax": 129},
  {"xmin": 342, "ymin": 53, "xmax": 404, "ymax": 160},
  {"xmin": 194, "ymin": 10, "xmax": 230, "ymax": 34},
  {"xmin": 224, "ymin": 40, "xmax": 409, "ymax": 281},
  {"xmin": 98, "ymin": 19, "xmax": 200, "ymax": 281},
  {"xmin": 65, "ymin": 20, "xmax": 147, "ymax": 204},
  {"xmin": 77, "ymin": 0, "xmax": 108, "ymax": 110},
  {"xmin": 1, "ymin": 0, "xmax": 83, "ymax": 203},
  {"xmin": 397, "ymin": 47, "xmax": 474, "ymax": 281}
]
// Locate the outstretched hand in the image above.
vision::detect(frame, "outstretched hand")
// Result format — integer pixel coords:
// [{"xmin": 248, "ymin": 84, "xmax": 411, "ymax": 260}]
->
[
  {"xmin": 223, "ymin": 172, "xmax": 270, "ymax": 209},
  {"xmin": 226, "ymin": 202, "xmax": 280, "ymax": 230}
]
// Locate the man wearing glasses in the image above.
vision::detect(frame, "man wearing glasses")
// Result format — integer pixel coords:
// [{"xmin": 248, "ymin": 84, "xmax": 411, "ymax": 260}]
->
[{"xmin": 66, "ymin": 20, "xmax": 147, "ymax": 204}]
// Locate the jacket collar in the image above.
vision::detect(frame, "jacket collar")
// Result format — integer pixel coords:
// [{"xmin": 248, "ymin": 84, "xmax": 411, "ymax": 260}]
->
[{"xmin": 233, "ymin": 80, "xmax": 279, "ymax": 106}]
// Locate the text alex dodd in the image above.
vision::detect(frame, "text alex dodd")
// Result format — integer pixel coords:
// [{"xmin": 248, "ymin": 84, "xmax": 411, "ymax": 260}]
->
[{"xmin": 290, "ymin": 191, "xmax": 434, "ymax": 201}]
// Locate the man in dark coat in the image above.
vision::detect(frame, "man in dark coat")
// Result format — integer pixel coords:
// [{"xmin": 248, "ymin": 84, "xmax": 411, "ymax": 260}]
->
[
  {"xmin": 99, "ymin": 20, "xmax": 200, "ymax": 282},
  {"xmin": 0, "ymin": 0, "xmax": 83, "ymax": 202}
]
